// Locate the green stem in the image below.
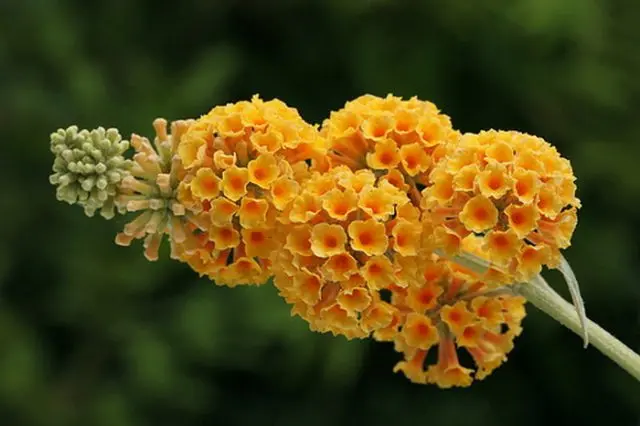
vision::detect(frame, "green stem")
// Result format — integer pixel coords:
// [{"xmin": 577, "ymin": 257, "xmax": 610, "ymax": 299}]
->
[
  {"xmin": 514, "ymin": 277, "xmax": 640, "ymax": 381},
  {"xmin": 437, "ymin": 249, "xmax": 640, "ymax": 381}
]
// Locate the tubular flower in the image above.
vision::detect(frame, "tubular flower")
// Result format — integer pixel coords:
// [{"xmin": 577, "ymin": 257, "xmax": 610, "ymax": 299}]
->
[
  {"xmin": 114, "ymin": 118, "xmax": 215, "ymax": 262},
  {"xmin": 49, "ymin": 126, "xmax": 133, "ymax": 218},
  {"xmin": 175, "ymin": 95, "xmax": 328, "ymax": 286},
  {"xmin": 421, "ymin": 130, "xmax": 581, "ymax": 281},
  {"xmin": 320, "ymin": 94, "xmax": 460, "ymax": 205},
  {"xmin": 387, "ymin": 253, "xmax": 526, "ymax": 388},
  {"xmin": 270, "ymin": 166, "xmax": 431, "ymax": 339}
]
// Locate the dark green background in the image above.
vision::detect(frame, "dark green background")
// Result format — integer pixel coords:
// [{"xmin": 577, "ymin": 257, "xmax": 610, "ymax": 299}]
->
[{"xmin": 1, "ymin": 0, "xmax": 639, "ymax": 425}]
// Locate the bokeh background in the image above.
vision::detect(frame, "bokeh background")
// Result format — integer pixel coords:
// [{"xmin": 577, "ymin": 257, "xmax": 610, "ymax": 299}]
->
[{"xmin": 1, "ymin": 0, "xmax": 639, "ymax": 425}]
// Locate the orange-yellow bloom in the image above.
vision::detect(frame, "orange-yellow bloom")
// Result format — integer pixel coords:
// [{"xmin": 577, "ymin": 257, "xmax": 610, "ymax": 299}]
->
[
  {"xmin": 238, "ymin": 197, "xmax": 269, "ymax": 228},
  {"xmin": 357, "ymin": 185, "xmax": 396, "ymax": 221},
  {"xmin": 366, "ymin": 138, "xmax": 401, "ymax": 170},
  {"xmin": 173, "ymin": 95, "xmax": 326, "ymax": 286},
  {"xmin": 321, "ymin": 253, "xmax": 359, "ymax": 282},
  {"xmin": 242, "ymin": 228, "xmax": 276, "ymax": 258},
  {"xmin": 512, "ymin": 167, "xmax": 540, "ymax": 204},
  {"xmin": 222, "ymin": 166, "xmax": 250, "ymax": 201},
  {"xmin": 322, "ymin": 187, "xmax": 358, "ymax": 221},
  {"xmin": 441, "ymin": 301, "xmax": 475, "ymax": 335},
  {"xmin": 391, "ymin": 218, "xmax": 422, "ymax": 256},
  {"xmin": 459, "ymin": 195, "xmax": 499, "ymax": 232},
  {"xmin": 483, "ymin": 229, "xmax": 521, "ymax": 265},
  {"xmin": 209, "ymin": 197, "xmax": 239, "ymax": 226},
  {"xmin": 285, "ymin": 224, "xmax": 313, "ymax": 256},
  {"xmin": 361, "ymin": 255, "xmax": 394, "ymax": 290},
  {"xmin": 422, "ymin": 129, "xmax": 580, "ymax": 282},
  {"xmin": 477, "ymin": 163, "xmax": 512, "ymax": 199},
  {"xmin": 399, "ymin": 143, "xmax": 431, "ymax": 176},
  {"xmin": 247, "ymin": 153, "xmax": 280, "ymax": 189},
  {"xmin": 270, "ymin": 176, "xmax": 300, "ymax": 210},
  {"xmin": 402, "ymin": 313, "xmax": 439, "ymax": 350},
  {"xmin": 387, "ymin": 256, "xmax": 526, "ymax": 387},
  {"xmin": 191, "ymin": 167, "xmax": 221, "ymax": 200},
  {"xmin": 209, "ymin": 224, "xmax": 241, "ymax": 250},
  {"xmin": 348, "ymin": 219, "xmax": 388, "ymax": 256},
  {"xmin": 270, "ymin": 166, "xmax": 423, "ymax": 339},
  {"xmin": 310, "ymin": 223, "xmax": 347, "ymax": 257},
  {"xmin": 322, "ymin": 94, "xmax": 459, "ymax": 192}
]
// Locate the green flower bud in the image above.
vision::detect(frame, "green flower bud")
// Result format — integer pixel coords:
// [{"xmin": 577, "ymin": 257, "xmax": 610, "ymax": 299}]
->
[{"xmin": 49, "ymin": 125, "xmax": 134, "ymax": 219}]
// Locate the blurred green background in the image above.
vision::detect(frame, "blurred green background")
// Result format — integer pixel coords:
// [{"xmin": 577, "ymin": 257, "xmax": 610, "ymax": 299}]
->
[{"xmin": 1, "ymin": 0, "xmax": 639, "ymax": 425}]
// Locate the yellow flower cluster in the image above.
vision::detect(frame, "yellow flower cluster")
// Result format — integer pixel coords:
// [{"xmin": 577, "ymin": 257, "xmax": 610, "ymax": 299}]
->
[
  {"xmin": 173, "ymin": 95, "xmax": 328, "ymax": 286},
  {"xmin": 421, "ymin": 130, "xmax": 581, "ymax": 281},
  {"xmin": 321, "ymin": 94, "xmax": 460, "ymax": 204},
  {"xmin": 271, "ymin": 166, "xmax": 429, "ymax": 339},
  {"xmin": 50, "ymin": 93, "xmax": 584, "ymax": 388},
  {"xmin": 385, "ymin": 242, "xmax": 525, "ymax": 388}
]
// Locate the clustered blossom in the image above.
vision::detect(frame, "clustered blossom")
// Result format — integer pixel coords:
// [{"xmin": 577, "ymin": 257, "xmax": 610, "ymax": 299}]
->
[
  {"xmin": 49, "ymin": 93, "xmax": 584, "ymax": 388},
  {"xmin": 173, "ymin": 95, "xmax": 328, "ymax": 287},
  {"xmin": 321, "ymin": 94, "xmax": 460, "ymax": 205},
  {"xmin": 421, "ymin": 130, "xmax": 581, "ymax": 282},
  {"xmin": 385, "ymin": 238, "xmax": 525, "ymax": 388},
  {"xmin": 271, "ymin": 166, "xmax": 429, "ymax": 339}
]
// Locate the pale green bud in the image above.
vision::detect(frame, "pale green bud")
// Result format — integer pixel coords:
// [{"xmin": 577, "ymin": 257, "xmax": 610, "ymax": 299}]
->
[{"xmin": 49, "ymin": 125, "xmax": 134, "ymax": 219}]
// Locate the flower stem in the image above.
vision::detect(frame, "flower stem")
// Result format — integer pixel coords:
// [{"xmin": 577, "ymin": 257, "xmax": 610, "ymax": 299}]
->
[
  {"xmin": 438, "ymin": 249, "xmax": 640, "ymax": 381},
  {"xmin": 515, "ymin": 276, "xmax": 640, "ymax": 381}
]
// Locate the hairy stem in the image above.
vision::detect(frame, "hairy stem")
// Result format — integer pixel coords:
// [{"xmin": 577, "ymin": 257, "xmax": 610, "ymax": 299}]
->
[{"xmin": 514, "ymin": 277, "xmax": 640, "ymax": 381}]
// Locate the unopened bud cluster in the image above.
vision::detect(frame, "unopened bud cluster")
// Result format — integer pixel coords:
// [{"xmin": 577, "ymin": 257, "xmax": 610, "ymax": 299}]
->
[{"xmin": 50, "ymin": 126, "xmax": 132, "ymax": 218}]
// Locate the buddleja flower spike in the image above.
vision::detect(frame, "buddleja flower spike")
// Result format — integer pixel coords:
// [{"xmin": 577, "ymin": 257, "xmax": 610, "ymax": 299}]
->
[{"xmin": 49, "ymin": 94, "xmax": 640, "ymax": 387}]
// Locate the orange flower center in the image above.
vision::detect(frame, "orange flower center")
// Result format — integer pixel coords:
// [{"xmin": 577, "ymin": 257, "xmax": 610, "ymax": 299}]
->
[
  {"xmin": 333, "ymin": 254, "xmax": 350, "ymax": 270},
  {"xmin": 358, "ymin": 231, "xmax": 373, "ymax": 246},
  {"xmin": 516, "ymin": 181, "xmax": 529, "ymax": 196},
  {"xmin": 373, "ymin": 125, "xmax": 387, "ymax": 138},
  {"xmin": 250, "ymin": 231, "xmax": 265, "ymax": 243},
  {"xmin": 220, "ymin": 228, "xmax": 233, "ymax": 242},
  {"xmin": 236, "ymin": 260, "xmax": 254, "ymax": 273},
  {"xmin": 522, "ymin": 248, "xmax": 536, "ymax": 261},
  {"xmin": 245, "ymin": 201, "xmax": 260, "ymax": 213},
  {"xmin": 473, "ymin": 207, "xmax": 489, "ymax": 221},
  {"xmin": 510, "ymin": 211, "xmax": 524, "ymax": 225},
  {"xmin": 324, "ymin": 235, "xmax": 338, "ymax": 248},
  {"xmin": 419, "ymin": 290, "xmax": 434, "ymax": 305},
  {"xmin": 253, "ymin": 168, "xmax": 266, "ymax": 180},
  {"xmin": 416, "ymin": 323, "xmax": 430, "ymax": 336},
  {"xmin": 333, "ymin": 202, "xmax": 348, "ymax": 215},
  {"xmin": 365, "ymin": 201, "xmax": 382, "ymax": 214},
  {"xmin": 379, "ymin": 151, "xmax": 394, "ymax": 165},
  {"xmin": 477, "ymin": 305, "xmax": 489, "ymax": 318},
  {"xmin": 368, "ymin": 263, "xmax": 382, "ymax": 274},
  {"xmin": 492, "ymin": 234, "xmax": 509, "ymax": 249},
  {"xmin": 230, "ymin": 176, "xmax": 244, "ymax": 190},
  {"xmin": 488, "ymin": 176, "xmax": 502, "ymax": 190},
  {"xmin": 405, "ymin": 155, "xmax": 418, "ymax": 169},
  {"xmin": 200, "ymin": 176, "xmax": 218, "ymax": 192}
]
